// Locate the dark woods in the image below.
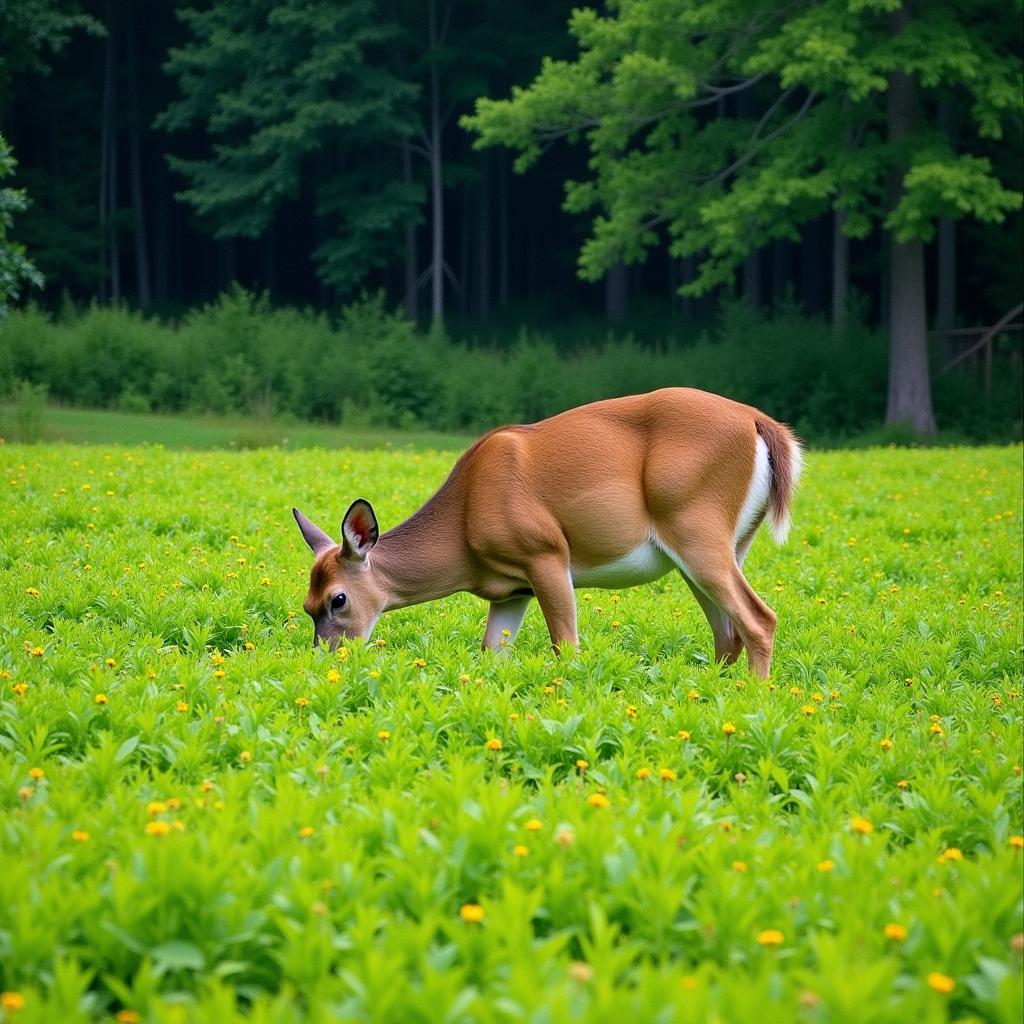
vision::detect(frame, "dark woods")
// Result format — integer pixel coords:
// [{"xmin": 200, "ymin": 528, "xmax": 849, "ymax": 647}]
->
[{"xmin": 0, "ymin": 1, "xmax": 1021, "ymax": 440}]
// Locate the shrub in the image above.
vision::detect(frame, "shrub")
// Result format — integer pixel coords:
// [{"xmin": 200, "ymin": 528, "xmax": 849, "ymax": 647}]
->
[{"xmin": 0, "ymin": 289, "xmax": 1019, "ymax": 442}]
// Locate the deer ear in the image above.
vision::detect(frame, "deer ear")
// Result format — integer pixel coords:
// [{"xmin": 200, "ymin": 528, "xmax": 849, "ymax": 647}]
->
[
  {"xmin": 292, "ymin": 507, "xmax": 336, "ymax": 557},
  {"xmin": 341, "ymin": 499, "xmax": 379, "ymax": 561}
]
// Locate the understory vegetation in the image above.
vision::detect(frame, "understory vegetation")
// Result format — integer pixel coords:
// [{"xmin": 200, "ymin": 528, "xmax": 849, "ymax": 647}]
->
[
  {"xmin": 1, "ymin": 289, "xmax": 1020, "ymax": 443},
  {"xmin": 0, "ymin": 442, "xmax": 1021, "ymax": 1022}
]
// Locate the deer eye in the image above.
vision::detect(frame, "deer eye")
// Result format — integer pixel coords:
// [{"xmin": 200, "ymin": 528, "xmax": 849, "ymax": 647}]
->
[{"xmin": 330, "ymin": 593, "xmax": 347, "ymax": 613}]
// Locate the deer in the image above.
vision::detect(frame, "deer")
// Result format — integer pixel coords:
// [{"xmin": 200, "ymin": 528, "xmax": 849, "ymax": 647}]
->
[{"xmin": 292, "ymin": 387, "xmax": 802, "ymax": 678}]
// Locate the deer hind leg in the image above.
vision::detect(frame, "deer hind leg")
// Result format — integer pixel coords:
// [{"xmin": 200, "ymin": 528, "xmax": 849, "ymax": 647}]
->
[
  {"xmin": 679, "ymin": 574, "xmax": 744, "ymax": 666},
  {"xmin": 657, "ymin": 527, "xmax": 777, "ymax": 678},
  {"xmin": 482, "ymin": 595, "xmax": 532, "ymax": 652}
]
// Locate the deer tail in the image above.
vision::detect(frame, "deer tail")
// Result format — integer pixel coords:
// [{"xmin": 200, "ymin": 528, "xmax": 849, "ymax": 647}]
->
[{"xmin": 755, "ymin": 417, "xmax": 803, "ymax": 545}]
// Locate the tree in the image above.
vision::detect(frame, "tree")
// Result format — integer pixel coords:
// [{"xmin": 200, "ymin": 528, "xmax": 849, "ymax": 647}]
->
[
  {"xmin": 0, "ymin": 133, "xmax": 44, "ymax": 319},
  {"xmin": 0, "ymin": 0, "xmax": 101, "ymax": 95},
  {"xmin": 159, "ymin": 0, "xmax": 421, "ymax": 297},
  {"xmin": 465, "ymin": 0, "xmax": 1023, "ymax": 434}
]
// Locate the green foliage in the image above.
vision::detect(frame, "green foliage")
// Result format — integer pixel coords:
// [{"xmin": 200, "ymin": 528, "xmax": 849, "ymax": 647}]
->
[
  {"xmin": 464, "ymin": 0, "xmax": 1023, "ymax": 295},
  {"xmin": 159, "ymin": 1, "xmax": 420, "ymax": 291},
  {"xmin": 0, "ymin": 441, "xmax": 1020, "ymax": 1020},
  {"xmin": 0, "ymin": 0, "xmax": 101, "ymax": 89},
  {"xmin": 1, "ymin": 289, "xmax": 1021, "ymax": 441},
  {"xmin": 0, "ymin": 133, "xmax": 44, "ymax": 319}
]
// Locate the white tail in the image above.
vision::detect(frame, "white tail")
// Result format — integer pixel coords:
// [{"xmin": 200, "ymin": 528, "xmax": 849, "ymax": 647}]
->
[{"xmin": 294, "ymin": 387, "xmax": 801, "ymax": 677}]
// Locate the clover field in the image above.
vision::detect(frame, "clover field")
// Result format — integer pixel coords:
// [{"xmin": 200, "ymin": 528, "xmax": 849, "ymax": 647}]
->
[{"xmin": 0, "ymin": 442, "xmax": 1021, "ymax": 1023}]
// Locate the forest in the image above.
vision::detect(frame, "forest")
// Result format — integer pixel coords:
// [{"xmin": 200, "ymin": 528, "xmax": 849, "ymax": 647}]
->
[{"xmin": 0, "ymin": 0, "xmax": 1022, "ymax": 438}]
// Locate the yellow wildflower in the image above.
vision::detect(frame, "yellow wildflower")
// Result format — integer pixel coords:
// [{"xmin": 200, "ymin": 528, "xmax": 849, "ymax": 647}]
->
[
  {"xmin": 884, "ymin": 923, "xmax": 908, "ymax": 941},
  {"xmin": 927, "ymin": 972, "xmax": 955, "ymax": 994},
  {"xmin": 586, "ymin": 792, "xmax": 610, "ymax": 808},
  {"xmin": 850, "ymin": 817, "xmax": 873, "ymax": 835},
  {"xmin": 756, "ymin": 929, "xmax": 784, "ymax": 946},
  {"xmin": 459, "ymin": 903, "xmax": 484, "ymax": 923}
]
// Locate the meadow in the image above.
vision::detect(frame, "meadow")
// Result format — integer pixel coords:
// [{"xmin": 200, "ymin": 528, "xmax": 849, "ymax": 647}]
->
[{"xmin": 0, "ymin": 440, "xmax": 1021, "ymax": 1023}]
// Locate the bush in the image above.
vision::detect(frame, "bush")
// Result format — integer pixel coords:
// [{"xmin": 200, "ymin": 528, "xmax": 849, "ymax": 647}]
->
[{"xmin": 0, "ymin": 289, "xmax": 1019, "ymax": 442}]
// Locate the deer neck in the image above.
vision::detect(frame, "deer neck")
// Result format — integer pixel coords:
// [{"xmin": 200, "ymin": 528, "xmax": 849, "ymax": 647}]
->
[{"xmin": 371, "ymin": 493, "xmax": 472, "ymax": 611}]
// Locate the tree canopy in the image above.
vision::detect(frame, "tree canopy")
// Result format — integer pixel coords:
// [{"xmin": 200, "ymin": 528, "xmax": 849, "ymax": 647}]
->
[
  {"xmin": 465, "ymin": 0, "xmax": 1023, "ymax": 430},
  {"xmin": 466, "ymin": 0, "xmax": 1021, "ymax": 291}
]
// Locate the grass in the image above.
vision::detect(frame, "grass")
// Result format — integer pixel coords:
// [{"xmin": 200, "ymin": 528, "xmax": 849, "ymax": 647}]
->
[
  {"xmin": 0, "ymin": 402, "xmax": 474, "ymax": 452},
  {"xmin": 0, "ymin": 441, "xmax": 1021, "ymax": 1022}
]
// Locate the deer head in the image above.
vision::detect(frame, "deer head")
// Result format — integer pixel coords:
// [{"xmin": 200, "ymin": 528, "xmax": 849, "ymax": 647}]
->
[{"xmin": 293, "ymin": 501, "xmax": 387, "ymax": 649}]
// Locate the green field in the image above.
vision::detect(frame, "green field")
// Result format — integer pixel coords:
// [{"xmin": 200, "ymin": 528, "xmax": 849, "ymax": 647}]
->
[
  {"xmin": 0, "ymin": 402, "xmax": 474, "ymax": 453},
  {"xmin": 1, "ymin": 442, "xmax": 1021, "ymax": 1023}
]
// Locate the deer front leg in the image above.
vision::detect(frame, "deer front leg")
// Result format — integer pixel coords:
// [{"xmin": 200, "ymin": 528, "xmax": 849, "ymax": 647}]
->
[
  {"xmin": 526, "ymin": 555, "xmax": 578, "ymax": 654},
  {"xmin": 482, "ymin": 595, "xmax": 532, "ymax": 651}
]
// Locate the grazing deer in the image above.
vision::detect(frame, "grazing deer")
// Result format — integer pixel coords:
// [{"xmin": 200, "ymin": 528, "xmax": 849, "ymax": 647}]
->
[{"xmin": 293, "ymin": 387, "xmax": 802, "ymax": 677}]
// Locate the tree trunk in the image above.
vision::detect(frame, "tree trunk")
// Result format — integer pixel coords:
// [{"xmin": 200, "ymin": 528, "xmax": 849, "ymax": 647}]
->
[
  {"xmin": 221, "ymin": 238, "xmax": 236, "ymax": 289},
  {"xmin": 605, "ymin": 261, "xmax": 628, "ymax": 324},
  {"xmin": 771, "ymin": 239, "xmax": 790, "ymax": 305},
  {"xmin": 401, "ymin": 141, "xmax": 418, "ymax": 322},
  {"xmin": 832, "ymin": 208, "xmax": 849, "ymax": 336},
  {"xmin": 428, "ymin": 0, "xmax": 444, "ymax": 327},
  {"xmin": 526, "ymin": 180, "xmax": 538, "ymax": 300},
  {"xmin": 126, "ymin": 7, "xmax": 151, "ymax": 311},
  {"xmin": 153, "ymin": 154, "xmax": 169, "ymax": 306},
  {"xmin": 476, "ymin": 152, "xmax": 491, "ymax": 322},
  {"xmin": 936, "ymin": 217, "xmax": 956, "ymax": 333},
  {"xmin": 498, "ymin": 154, "xmax": 509, "ymax": 308},
  {"xmin": 885, "ymin": 4, "xmax": 936, "ymax": 434},
  {"xmin": 99, "ymin": 2, "xmax": 117, "ymax": 303},
  {"xmin": 887, "ymin": 236, "xmax": 936, "ymax": 432},
  {"xmin": 458, "ymin": 184, "xmax": 470, "ymax": 317},
  {"xmin": 742, "ymin": 249, "xmax": 762, "ymax": 307},
  {"xmin": 679, "ymin": 256, "xmax": 694, "ymax": 322},
  {"xmin": 265, "ymin": 223, "xmax": 277, "ymax": 294},
  {"xmin": 799, "ymin": 216, "xmax": 826, "ymax": 314}
]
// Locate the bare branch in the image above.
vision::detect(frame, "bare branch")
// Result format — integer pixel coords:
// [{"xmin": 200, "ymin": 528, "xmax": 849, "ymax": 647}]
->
[
  {"xmin": 702, "ymin": 88, "xmax": 817, "ymax": 187},
  {"xmin": 695, "ymin": 72, "xmax": 766, "ymax": 98}
]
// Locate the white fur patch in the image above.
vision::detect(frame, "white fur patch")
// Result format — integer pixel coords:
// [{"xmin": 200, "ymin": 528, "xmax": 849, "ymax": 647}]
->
[
  {"xmin": 571, "ymin": 542, "xmax": 675, "ymax": 589},
  {"xmin": 735, "ymin": 436, "xmax": 772, "ymax": 547}
]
